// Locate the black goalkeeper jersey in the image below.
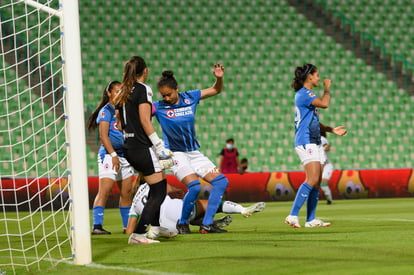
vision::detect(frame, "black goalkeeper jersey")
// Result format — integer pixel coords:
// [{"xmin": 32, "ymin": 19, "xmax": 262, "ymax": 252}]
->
[{"xmin": 119, "ymin": 81, "xmax": 153, "ymax": 149}]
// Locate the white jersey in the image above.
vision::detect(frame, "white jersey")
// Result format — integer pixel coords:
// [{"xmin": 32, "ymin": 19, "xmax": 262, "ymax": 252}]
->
[{"xmin": 129, "ymin": 184, "xmax": 195, "ymax": 233}]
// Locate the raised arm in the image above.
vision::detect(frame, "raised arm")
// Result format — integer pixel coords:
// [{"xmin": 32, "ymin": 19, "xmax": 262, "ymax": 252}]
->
[
  {"xmin": 311, "ymin": 79, "xmax": 331, "ymax": 108},
  {"xmin": 200, "ymin": 63, "xmax": 224, "ymax": 100}
]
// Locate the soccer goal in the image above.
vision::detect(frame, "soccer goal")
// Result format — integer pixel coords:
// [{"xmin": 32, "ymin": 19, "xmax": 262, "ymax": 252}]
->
[{"xmin": 0, "ymin": 0, "xmax": 91, "ymax": 274}]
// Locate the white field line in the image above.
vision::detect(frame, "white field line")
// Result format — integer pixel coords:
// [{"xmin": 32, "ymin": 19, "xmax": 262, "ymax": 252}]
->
[
  {"xmin": 3, "ymin": 257, "xmax": 192, "ymax": 275},
  {"xmin": 319, "ymin": 217, "xmax": 414, "ymax": 223}
]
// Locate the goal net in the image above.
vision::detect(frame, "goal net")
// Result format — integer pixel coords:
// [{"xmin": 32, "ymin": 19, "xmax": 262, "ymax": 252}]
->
[{"xmin": 0, "ymin": 1, "xmax": 90, "ymax": 274}]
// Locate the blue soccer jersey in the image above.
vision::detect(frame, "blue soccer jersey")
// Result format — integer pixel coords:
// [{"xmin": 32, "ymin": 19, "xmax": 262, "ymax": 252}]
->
[
  {"xmin": 154, "ymin": 90, "xmax": 201, "ymax": 152},
  {"xmin": 294, "ymin": 87, "xmax": 321, "ymax": 146},
  {"xmin": 96, "ymin": 103, "xmax": 124, "ymax": 159}
]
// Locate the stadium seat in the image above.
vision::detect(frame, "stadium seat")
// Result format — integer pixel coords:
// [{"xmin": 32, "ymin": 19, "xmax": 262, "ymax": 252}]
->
[{"xmin": 3, "ymin": 0, "xmax": 412, "ymax": 174}]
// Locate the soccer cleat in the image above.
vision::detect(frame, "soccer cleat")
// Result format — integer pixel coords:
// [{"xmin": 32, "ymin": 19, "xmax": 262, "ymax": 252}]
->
[
  {"xmin": 146, "ymin": 226, "xmax": 178, "ymax": 239},
  {"xmin": 213, "ymin": 215, "xmax": 233, "ymax": 228},
  {"xmin": 305, "ymin": 219, "xmax": 331, "ymax": 228},
  {"xmin": 91, "ymin": 227, "xmax": 111, "ymax": 235},
  {"xmin": 176, "ymin": 222, "xmax": 192, "ymax": 234},
  {"xmin": 327, "ymin": 200, "xmax": 333, "ymax": 205},
  {"xmin": 199, "ymin": 224, "xmax": 227, "ymax": 234},
  {"xmin": 284, "ymin": 215, "xmax": 301, "ymax": 228},
  {"xmin": 241, "ymin": 202, "xmax": 266, "ymax": 217},
  {"xmin": 128, "ymin": 233, "xmax": 160, "ymax": 244}
]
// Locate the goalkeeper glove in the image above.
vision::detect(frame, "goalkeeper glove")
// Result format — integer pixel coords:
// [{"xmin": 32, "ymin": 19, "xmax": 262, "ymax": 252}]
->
[
  {"xmin": 148, "ymin": 132, "xmax": 174, "ymax": 159},
  {"xmin": 159, "ymin": 158, "xmax": 175, "ymax": 170}
]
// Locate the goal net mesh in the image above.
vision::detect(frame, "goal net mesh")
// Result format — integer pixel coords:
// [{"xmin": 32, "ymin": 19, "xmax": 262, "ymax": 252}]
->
[{"xmin": 0, "ymin": 1, "xmax": 73, "ymax": 273}]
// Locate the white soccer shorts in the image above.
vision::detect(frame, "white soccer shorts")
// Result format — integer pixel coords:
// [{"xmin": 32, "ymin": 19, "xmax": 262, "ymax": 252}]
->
[
  {"xmin": 295, "ymin": 144, "xmax": 326, "ymax": 166},
  {"xmin": 98, "ymin": 154, "xmax": 135, "ymax": 181},
  {"xmin": 171, "ymin": 151, "xmax": 217, "ymax": 181}
]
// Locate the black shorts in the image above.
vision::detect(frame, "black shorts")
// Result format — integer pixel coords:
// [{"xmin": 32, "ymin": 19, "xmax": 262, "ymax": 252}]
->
[{"xmin": 124, "ymin": 146, "xmax": 161, "ymax": 176}]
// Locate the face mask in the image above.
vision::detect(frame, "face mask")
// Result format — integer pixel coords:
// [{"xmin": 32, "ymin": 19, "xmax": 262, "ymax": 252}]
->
[{"xmin": 226, "ymin": 144, "xmax": 234, "ymax": 150}]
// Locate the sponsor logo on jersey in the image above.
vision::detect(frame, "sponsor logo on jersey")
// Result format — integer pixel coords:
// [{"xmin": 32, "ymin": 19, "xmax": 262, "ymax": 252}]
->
[
  {"xmin": 166, "ymin": 106, "xmax": 193, "ymax": 118},
  {"xmin": 184, "ymin": 99, "xmax": 190, "ymax": 104},
  {"xmin": 308, "ymin": 92, "xmax": 315, "ymax": 97},
  {"xmin": 100, "ymin": 111, "xmax": 105, "ymax": 118},
  {"xmin": 112, "ymin": 122, "xmax": 119, "ymax": 130}
]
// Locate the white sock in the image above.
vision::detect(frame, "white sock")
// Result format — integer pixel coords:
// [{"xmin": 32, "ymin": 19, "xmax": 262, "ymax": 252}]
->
[{"xmin": 222, "ymin": 201, "xmax": 245, "ymax": 213}]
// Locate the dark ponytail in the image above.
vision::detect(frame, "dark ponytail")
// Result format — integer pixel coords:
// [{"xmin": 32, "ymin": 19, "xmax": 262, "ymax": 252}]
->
[
  {"xmin": 157, "ymin": 70, "xmax": 178, "ymax": 89},
  {"xmin": 291, "ymin": 63, "xmax": 317, "ymax": 91},
  {"xmin": 86, "ymin": 80, "xmax": 120, "ymax": 131},
  {"xmin": 115, "ymin": 56, "xmax": 147, "ymax": 106}
]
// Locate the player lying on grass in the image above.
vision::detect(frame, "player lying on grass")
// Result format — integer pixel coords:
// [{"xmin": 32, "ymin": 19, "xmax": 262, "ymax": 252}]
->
[{"xmin": 125, "ymin": 182, "xmax": 265, "ymax": 240}]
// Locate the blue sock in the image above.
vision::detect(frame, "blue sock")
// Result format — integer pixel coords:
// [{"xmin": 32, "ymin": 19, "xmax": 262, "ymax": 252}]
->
[
  {"xmin": 290, "ymin": 183, "xmax": 312, "ymax": 216},
  {"xmin": 202, "ymin": 175, "xmax": 228, "ymax": 226},
  {"xmin": 93, "ymin": 206, "xmax": 104, "ymax": 227},
  {"xmin": 306, "ymin": 188, "xmax": 319, "ymax": 222},
  {"xmin": 119, "ymin": 206, "xmax": 131, "ymax": 228},
  {"xmin": 179, "ymin": 180, "xmax": 201, "ymax": 224}
]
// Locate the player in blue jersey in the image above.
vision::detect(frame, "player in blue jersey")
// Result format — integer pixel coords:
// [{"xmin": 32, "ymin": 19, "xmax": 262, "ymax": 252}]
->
[
  {"xmin": 285, "ymin": 64, "xmax": 347, "ymax": 228},
  {"xmin": 114, "ymin": 56, "xmax": 175, "ymax": 244},
  {"xmin": 86, "ymin": 81, "xmax": 134, "ymax": 235},
  {"xmin": 154, "ymin": 64, "xmax": 229, "ymax": 234}
]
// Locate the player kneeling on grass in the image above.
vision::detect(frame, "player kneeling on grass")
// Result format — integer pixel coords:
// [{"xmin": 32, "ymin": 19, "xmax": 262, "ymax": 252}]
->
[{"xmin": 125, "ymin": 182, "xmax": 266, "ymax": 239}]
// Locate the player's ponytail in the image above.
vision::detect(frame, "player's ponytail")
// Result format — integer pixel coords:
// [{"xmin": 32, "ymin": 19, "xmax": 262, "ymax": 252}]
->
[
  {"xmin": 115, "ymin": 56, "xmax": 147, "ymax": 106},
  {"xmin": 157, "ymin": 70, "xmax": 178, "ymax": 89},
  {"xmin": 86, "ymin": 80, "xmax": 120, "ymax": 131},
  {"xmin": 291, "ymin": 63, "xmax": 317, "ymax": 91}
]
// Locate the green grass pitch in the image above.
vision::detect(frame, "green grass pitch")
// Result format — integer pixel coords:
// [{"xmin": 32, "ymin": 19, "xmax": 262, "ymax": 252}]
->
[{"xmin": 2, "ymin": 198, "xmax": 414, "ymax": 275}]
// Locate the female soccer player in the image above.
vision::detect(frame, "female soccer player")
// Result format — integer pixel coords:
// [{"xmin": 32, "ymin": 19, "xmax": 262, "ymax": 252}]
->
[
  {"xmin": 125, "ymin": 182, "xmax": 266, "ymax": 237},
  {"xmin": 154, "ymin": 64, "xmax": 229, "ymax": 234},
  {"xmin": 285, "ymin": 64, "xmax": 347, "ymax": 228},
  {"xmin": 114, "ymin": 56, "xmax": 174, "ymax": 244},
  {"xmin": 86, "ymin": 81, "xmax": 134, "ymax": 235}
]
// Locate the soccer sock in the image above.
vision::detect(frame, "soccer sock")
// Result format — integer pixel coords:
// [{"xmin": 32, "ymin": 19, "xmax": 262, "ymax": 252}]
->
[
  {"xmin": 119, "ymin": 206, "xmax": 131, "ymax": 228},
  {"xmin": 222, "ymin": 201, "xmax": 245, "ymax": 213},
  {"xmin": 216, "ymin": 201, "xmax": 224, "ymax": 213},
  {"xmin": 320, "ymin": 182, "xmax": 333, "ymax": 202},
  {"xmin": 93, "ymin": 206, "xmax": 104, "ymax": 228},
  {"xmin": 202, "ymin": 175, "xmax": 228, "ymax": 226},
  {"xmin": 289, "ymin": 182, "xmax": 312, "ymax": 216},
  {"xmin": 133, "ymin": 179, "xmax": 167, "ymax": 234},
  {"xmin": 179, "ymin": 180, "xmax": 201, "ymax": 224},
  {"xmin": 306, "ymin": 187, "xmax": 320, "ymax": 222}
]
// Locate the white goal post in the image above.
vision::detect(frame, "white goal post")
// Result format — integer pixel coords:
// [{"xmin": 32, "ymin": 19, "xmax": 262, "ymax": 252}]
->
[{"xmin": 0, "ymin": 0, "xmax": 91, "ymax": 273}]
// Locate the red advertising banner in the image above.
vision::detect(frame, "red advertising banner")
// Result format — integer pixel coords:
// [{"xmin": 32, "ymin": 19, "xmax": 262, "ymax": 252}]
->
[{"xmin": 1, "ymin": 169, "xmax": 413, "ymax": 209}]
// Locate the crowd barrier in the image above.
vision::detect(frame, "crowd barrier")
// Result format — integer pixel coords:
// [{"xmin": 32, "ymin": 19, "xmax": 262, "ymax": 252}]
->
[{"xmin": 1, "ymin": 169, "xmax": 413, "ymax": 209}]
